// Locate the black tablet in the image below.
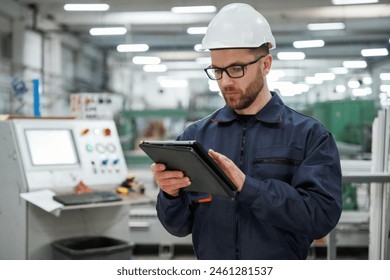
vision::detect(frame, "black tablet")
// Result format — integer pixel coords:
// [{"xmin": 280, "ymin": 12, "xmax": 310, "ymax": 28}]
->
[{"xmin": 139, "ymin": 140, "xmax": 237, "ymax": 198}]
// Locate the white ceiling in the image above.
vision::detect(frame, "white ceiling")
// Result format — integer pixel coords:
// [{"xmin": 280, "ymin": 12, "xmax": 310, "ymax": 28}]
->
[{"xmin": 12, "ymin": 0, "xmax": 390, "ymax": 98}]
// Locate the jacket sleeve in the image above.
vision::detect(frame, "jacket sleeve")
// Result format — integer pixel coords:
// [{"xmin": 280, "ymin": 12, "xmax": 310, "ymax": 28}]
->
[
  {"xmin": 156, "ymin": 186, "xmax": 194, "ymax": 237},
  {"xmin": 238, "ymin": 131, "xmax": 342, "ymax": 239}
]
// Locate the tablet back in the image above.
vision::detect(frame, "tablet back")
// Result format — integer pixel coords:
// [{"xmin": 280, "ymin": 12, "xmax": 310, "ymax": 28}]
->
[{"xmin": 139, "ymin": 141, "xmax": 237, "ymax": 198}]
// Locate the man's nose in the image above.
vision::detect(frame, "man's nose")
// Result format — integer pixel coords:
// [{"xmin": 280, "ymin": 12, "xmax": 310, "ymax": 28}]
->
[{"xmin": 219, "ymin": 70, "xmax": 234, "ymax": 86}]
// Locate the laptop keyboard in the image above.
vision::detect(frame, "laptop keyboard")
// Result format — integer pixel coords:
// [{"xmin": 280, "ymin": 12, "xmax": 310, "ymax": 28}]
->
[{"xmin": 53, "ymin": 191, "xmax": 122, "ymax": 206}]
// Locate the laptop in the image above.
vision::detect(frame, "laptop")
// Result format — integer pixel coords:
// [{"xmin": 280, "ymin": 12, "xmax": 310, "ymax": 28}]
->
[
  {"xmin": 53, "ymin": 191, "xmax": 122, "ymax": 206},
  {"xmin": 139, "ymin": 140, "xmax": 237, "ymax": 198}
]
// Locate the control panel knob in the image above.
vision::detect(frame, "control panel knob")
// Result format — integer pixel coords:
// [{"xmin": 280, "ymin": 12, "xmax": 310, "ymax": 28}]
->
[{"xmin": 103, "ymin": 128, "xmax": 111, "ymax": 136}]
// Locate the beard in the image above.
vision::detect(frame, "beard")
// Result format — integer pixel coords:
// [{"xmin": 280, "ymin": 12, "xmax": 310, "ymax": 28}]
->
[{"xmin": 221, "ymin": 77, "xmax": 264, "ymax": 111}]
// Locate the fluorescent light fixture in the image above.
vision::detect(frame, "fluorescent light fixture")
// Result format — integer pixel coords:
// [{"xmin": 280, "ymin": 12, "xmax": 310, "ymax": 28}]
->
[
  {"xmin": 352, "ymin": 88, "xmax": 372, "ymax": 97},
  {"xmin": 268, "ymin": 70, "xmax": 285, "ymax": 82},
  {"xmin": 305, "ymin": 77, "xmax": 323, "ymax": 84},
  {"xmin": 348, "ymin": 80, "xmax": 361, "ymax": 88},
  {"xmin": 187, "ymin": 27, "xmax": 208, "ymax": 35},
  {"xmin": 159, "ymin": 79, "xmax": 188, "ymax": 88},
  {"xmin": 336, "ymin": 85, "xmax": 346, "ymax": 93},
  {"xmin": 64, "ymin": 4, "xmax": 109, "ymax": 11},
  {"xmin": 381, "ymin": 85, "xmax": 390, "ymax": 92},
  {"xmin": 314, "ymin": 73, "xmax": 336, "ymax": 81},
  {"xmin": 171, "ymin": 6, "xmax": 217, "ymax": 13},
  {"xmin": 143, "ymin": 65, "xmax": 167, "ymax": 72},
  {"xmin": 332, "ymin": 0, "xmax": 378, "ymax": 5},
  {"xmin": 343, "ymin": 60, "xmax": 367, "ymax": 68},
  {"xmin": 270, "ymin": 82, "xmax": 309, "ymax": 97},
  {"xmin": 307, "ymin": 22, "xmax": 345, "ymax": 31},
  {"xmin": 277, "ymin": 52, "xmax": 305, "ymax": 60},
  {"xmin": 331, "ymin": 67, "xmax": 349, "ymax": 74},
  {"xmin": 132, "ymin": 56, "xmax": 161, "ymax": 65},
  {"xmin": 89, "ymin": 27, "xmax": 126, "ymax": 36},
  {"xmin": 361, "ymin": 48, "xmax": 389, "ymax": 57},
  {"xmin": 194, "ymin": 44, "xmax": 204, "ymax": 52},
  {"xmin": 117, "ymin": 44, "xmax": 149, "ymax": 52},
  {"xmin": 380, "ymin": 97, "xmax": 390, "ymax": 106},
  {"xmin": 293, "ymin": 40, "xmax": 325, "ymax": 48},
  {"xmin": 380, "ymin": 73, "xmax": 390, "ymax": 80},
  {"xmin": 362, "ymin": 77, "xmax": 372, "ymax": 85}
]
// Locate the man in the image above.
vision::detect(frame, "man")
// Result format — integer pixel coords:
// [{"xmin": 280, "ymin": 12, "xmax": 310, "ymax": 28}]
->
[{"xmin": 151, "ymin": 3, "xmax": 342, "ymax": 259}]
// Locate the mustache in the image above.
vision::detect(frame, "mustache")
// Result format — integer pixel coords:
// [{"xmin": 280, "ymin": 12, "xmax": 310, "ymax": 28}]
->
[{"xmin": 221, "ymin": 86, "xmax": 241, "ymax": 94}]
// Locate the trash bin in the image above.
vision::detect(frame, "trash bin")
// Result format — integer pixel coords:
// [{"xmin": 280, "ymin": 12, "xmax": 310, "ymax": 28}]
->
[{"xmin": 51, "ymin": 236, "xmax": 133, "ymax": 260}]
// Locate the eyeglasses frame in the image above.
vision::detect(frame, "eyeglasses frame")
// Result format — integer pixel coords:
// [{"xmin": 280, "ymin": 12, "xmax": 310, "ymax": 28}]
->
[{"xmin": 204, "ymin": 54, "xmax": 268, "ymax": 80}]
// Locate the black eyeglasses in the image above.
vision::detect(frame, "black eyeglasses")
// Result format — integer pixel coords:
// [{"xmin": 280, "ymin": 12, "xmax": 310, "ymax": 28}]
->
[{"xmin": 204, "ymin": 55, "xmax": 267, "ymax": 80}]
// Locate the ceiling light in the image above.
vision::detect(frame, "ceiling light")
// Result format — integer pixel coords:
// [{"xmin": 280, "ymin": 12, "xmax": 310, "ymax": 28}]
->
[
  {"xmin": 159, "ymin": 79, "xmax": 188, "ymax": 88},
  {"xmin": 352, "ymin": 88, "xmax": 372, "ymax": 97},
  {"xmin": 348, "ymin": 80, "xmax": 361, "ymax": 88},
  {"xmin": 277, "ymin": 52, "xmax": 305, "ymax": 60},
  {"xmin": 171, "ymin": 6, "xmax": 217, "ymax": 13},
  {"xmin": 194, "ymin": 44, "xmax": 204, "ymax": 52},
  {"xmin": 361, "ymin": 48, "xmax": 389, "ymax": 57},
  {"xmin": 381, "ymin": 85, "xmax": 390, "ymax": 92},
  {"xmin": 343, "ymin": 60, "xmax": 367, "ymax": 68},
  {"xmin": 268, "ymin": 70, "xmax": 285, "ymax": 82},
  {"xmin": 117, "ymin": 44, "xmax": 149, "ymax": 52},
  {"xmin": 293, "ymin": 40, "xmax": 325, "ymax": 48},
  {"xmin": 331, "ymin": 67, "xmax": 349, "ymax": 74},
  {"xmin": 187, "ymin": 27, "xmax": 208, "ymax": 35},
  {"xmin": 307, "ymin": 22, "xmax": 345, "ymax": 31},
  {"xmin": 89, "ymin": 27, "xmax": 126, "ymax": 36},
  {"xmin": 64, "ymin": 4, "xmax": 109, "ymax": 11},
  {"xmin": 305, "ymin": 77, "xmax": 323, "ymax": 84},
  {"xmin": 314, "ymin": 73, "xmax": 336, "ymax": 80},
  {"xmin": 143, "ymin": 65, "xmax": 167, "ymax": 72},
  {"xmin": 362, "ymin": 77, "xmax": 372, "ymax": 85},
  {"xmin": 270, "ymin": 82, "xmax": 309, "ymax": 97},
  {"xmin": 336, "ymin": 85, "xmax": 346, "ymax": 93},
  {"xmin": 380, "ymin": 73, "xmax": 390, "ymax": 80},
  {"xmin": 332, "ymin": 0, "xmax": 378, "ymax": 5},
  {"xmin": 132, "ymin": 56, "xmax": 161, "ymax": 65}
]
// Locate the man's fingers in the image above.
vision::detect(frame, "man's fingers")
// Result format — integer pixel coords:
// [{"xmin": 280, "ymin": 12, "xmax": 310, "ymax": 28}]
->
[
  {"xmin": 209, "ymin": 149, "xmax": 230, "ymax": 166},
  {"xmin": 151, "ymin": 162, "xmax": 166, "ymax": 172}
]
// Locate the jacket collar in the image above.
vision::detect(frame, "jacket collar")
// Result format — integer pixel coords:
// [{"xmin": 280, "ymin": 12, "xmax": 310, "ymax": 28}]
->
[{"xmin": 211, "ymin": 91, "xmax": 284, "ymax": 124}]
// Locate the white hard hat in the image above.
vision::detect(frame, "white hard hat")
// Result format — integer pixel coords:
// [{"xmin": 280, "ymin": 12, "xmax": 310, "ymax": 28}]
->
[{"xmin": 200, "ymin": 3, "xmax": 276, "ymax": 51}]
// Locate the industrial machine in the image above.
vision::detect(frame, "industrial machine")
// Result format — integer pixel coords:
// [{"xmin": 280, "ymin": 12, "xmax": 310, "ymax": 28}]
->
[{"xmin": 0, "ymin": 117, "xmax": 147, "ymax": 259}]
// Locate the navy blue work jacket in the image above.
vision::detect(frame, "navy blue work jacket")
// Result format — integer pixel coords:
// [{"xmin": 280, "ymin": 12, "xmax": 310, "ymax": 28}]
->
[{"xmin": 156, "ymin": 92, "xmax": 342, "ymax": 259}]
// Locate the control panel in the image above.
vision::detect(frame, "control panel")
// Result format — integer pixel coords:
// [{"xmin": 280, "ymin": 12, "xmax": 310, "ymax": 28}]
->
[{"xmin": 12, "ymin": 119, "xmax": 128, "ymax": 191}]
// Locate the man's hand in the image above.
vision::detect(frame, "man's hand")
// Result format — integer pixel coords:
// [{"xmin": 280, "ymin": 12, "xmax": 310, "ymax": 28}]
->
[
  {"xmin": 208, "ymin": 149, "xmax": 245, "ymax": 192},
  {"xmin": 150, "ymin": 163, "xmax": 191, "ymax": 197}
]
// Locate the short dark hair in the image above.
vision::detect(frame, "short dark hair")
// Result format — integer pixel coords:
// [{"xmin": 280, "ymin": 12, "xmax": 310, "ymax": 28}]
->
[{"xmin": 249, "ymin": 43, "xmax": 270, "ymax": 56}]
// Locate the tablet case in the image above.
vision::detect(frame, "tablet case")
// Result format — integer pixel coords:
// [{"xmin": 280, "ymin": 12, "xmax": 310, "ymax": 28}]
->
[{"xmin": 139, "ymin": 140, "xmax": 237, "ymax": 198}]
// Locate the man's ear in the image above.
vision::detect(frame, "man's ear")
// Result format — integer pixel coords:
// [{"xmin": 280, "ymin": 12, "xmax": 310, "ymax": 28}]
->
[{"xmin": 262, "ymin": 54, "xmax": 273, "ymax": 76}]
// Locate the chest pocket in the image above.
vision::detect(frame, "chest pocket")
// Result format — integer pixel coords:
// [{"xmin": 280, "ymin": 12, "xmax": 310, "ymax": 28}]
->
[{"xmin": 252, "ymin": 147, "xmax": 304, "ymax": 183}]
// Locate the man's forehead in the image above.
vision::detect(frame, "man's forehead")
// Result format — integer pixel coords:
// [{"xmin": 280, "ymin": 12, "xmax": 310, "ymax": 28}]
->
[{"xmin": 210, "ymin": 49, "xmax": 254, "ymax": 66}]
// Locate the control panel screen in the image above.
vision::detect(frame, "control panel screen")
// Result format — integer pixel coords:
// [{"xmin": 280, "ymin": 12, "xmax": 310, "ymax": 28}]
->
[{"xmin": 25, "ymin": 129, "xmax": 79, "ymax": 166}]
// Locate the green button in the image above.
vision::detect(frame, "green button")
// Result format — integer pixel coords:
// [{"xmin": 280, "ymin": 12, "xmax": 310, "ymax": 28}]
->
[{"xmin": 86, "ymin": 144, "xmax": 93, "ymax": 152}]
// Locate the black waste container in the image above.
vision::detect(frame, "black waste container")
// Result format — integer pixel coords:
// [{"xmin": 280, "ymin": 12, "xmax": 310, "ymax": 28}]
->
[{"xmin": 51, "ymin": 236, "xmax": 133, "ymax": 260}]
